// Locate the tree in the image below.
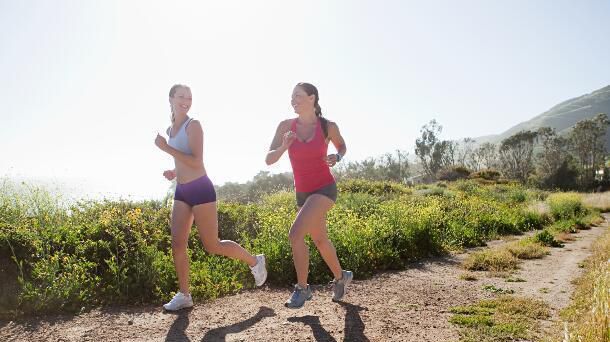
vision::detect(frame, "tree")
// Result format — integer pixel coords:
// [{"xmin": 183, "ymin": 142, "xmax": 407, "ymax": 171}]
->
[
  {"xmin": 247, "ymin": 171, "xmax": 293, "ymax": 199},
  {"xmin": 216, "ymin": 171, "xmax": 293, "ymax": 203},
  {"xmin": 455, "ymin": 138, "xmax": 476, "ymax": 169},
  {"xmin": 568, "ymin": 113, "xmax": 610, "ymax": 187},
  {"xmin": 216, "ymin": 181, "xmax": 250, "ymax": 203},
  {"xmin": 335, "ymin": 158, "xmax": 375, "ymax": 180},
  {"xmin": 415, "ymin": 120, "xmax": 454, "ymax": 180},
  {"xmin": 535, "ymin": 127, "xmax": 577, "ymax": 189},
  {"xmin": 377, "ymin": 150, "xmax": 410, "ymax": 182},
  {"xmin": 534, "ymin": 127, "xmax": 572, "ymax": 189},
  {"xmin": 498, "ymin": 130, "xmax": 539, "ymax": 182},
  {"xmin": 476, "ymin": 142, "xmax": 499, "ymax": 170},
  {"xmin": 334, "ymin": 150, "xmax": 410, "ymax": 182},
  {"xmin": 441, "ymin": 140, "xmax": 458, "ymax": 167}
]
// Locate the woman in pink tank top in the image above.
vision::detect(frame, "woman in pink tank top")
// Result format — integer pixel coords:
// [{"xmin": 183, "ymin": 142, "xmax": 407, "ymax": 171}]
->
[{"xmin": 266, "ymin": 82, "xmax": 353, "ymax": 309}]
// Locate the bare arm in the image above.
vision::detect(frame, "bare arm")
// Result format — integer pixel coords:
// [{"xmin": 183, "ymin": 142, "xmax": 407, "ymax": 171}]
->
[
  {"xmin": 265, "ymin": 120, "xmax": 294, "ymax": 165},
  {"xmin": 324, "ymin": 121, "xmax": 347, "ymax": 167}
]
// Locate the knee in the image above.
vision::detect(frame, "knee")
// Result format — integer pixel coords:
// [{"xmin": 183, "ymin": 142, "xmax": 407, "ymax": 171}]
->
[
  {"xmin": 171, "ymin": 238, "xmax": 188, "ymax": 253},
  {"xmin": 312, "ymin": 236, "xmax": 330, "ymax": 248},
  {"xmin": 288, "ymin": 225, "xmax": 306, "ymax": 245},
  {"xmin": 202, "ymin": 240, "xmax": 221, "ymax": 255}
]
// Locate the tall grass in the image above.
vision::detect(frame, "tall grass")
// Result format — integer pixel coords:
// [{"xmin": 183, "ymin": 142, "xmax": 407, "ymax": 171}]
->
[
  {"xmin": 559, "ymin": 228, "xmax": 610, "ymax": 342},
  {"xmin": 450, "ymin": 296, "xmax": 550, "ymax": 341},
  {"xmin": 547, "ymin": 193, "xmax": 585, "ymax": 220},
  {"xmin": 582, "ymin": 191, "xmax": 610, "ymax": 212}
]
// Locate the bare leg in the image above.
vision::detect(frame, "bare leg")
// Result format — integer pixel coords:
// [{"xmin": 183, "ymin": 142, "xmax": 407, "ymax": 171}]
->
[
  {"xmin": 170, "ymin": 200, "xmax": 194, "ymax": 294},
  {"xmin": 192, "ymin": 201, "xmax": 257, "ymax": 267},
  {"xmin": 289, "ymin": 195, "xmax": 337, "ymax": 287},
  {"xmin": 309, "ymin": 213, "xmax": 342, "ymax": 280}
]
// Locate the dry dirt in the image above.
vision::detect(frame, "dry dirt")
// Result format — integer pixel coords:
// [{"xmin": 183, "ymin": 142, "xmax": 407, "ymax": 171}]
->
[{"xmin": 1, "ymin": 216, "xmax": 607, "ymax": 342}]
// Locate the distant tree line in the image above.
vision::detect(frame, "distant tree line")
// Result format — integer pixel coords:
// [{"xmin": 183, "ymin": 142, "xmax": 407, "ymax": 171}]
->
[
  {"xmin": 216, "ymin": 171, "xmax": 293, "ymax": 203},
  {"xmin": 215, "ymin": 113, "xmax": 609, "ymax": 203},
  {"xmin": 216, "ymin": 150, "xmax": 411, "ymax": 203},
  {"xmin": 333, "ymin": 149, "xmax": 410, "ymax": 183},
  {"xmin": 414, "ymin": 113, "xmax": 610, "ymax": 190}
]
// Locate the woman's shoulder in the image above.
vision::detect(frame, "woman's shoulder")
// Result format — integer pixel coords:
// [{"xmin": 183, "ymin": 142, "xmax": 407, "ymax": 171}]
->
[
  {"xmin": 185, "ymin": 118, "xmax": 202, "ymax": 132},
  {"xmin": 277, "ymin": 118, "xmax": 295, "ymax": 130},
  {"xmin": 320, "ymin": 117, "xmax": 338, "ymax": 128},
  {"xmin": 319, "ymin": 116, "xmax": 335, "ymax": 124},
  {"xmin": 321, "ymin": 118, "xmax": 341, "ymax": 137}
]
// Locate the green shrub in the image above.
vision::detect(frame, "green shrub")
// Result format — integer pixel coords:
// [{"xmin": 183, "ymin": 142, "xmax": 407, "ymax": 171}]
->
[
  {"xmin": 533, "ymin": 229, "xmax": 562, "ymax": 247},
  {"xmin": 437, "ymin": 166, "xmax": 471, "ymax": 181},
  {"xmin": 0, "ymin": 178, "xmax": 592, "ymax": 317},
  {"xmin": 470, "ymin": 169, "xmax": 501, "ymax": 181},
  {"xmin": 547, "ymin": 193, "xmax": 585, "ymax": 220},
  {"xmin": 337, "ymin": 179, "xmax": 411, "ymax": 198},
  {"xmin": 462, "ymin": 249, "xmax": 519, "ymax": 272}
]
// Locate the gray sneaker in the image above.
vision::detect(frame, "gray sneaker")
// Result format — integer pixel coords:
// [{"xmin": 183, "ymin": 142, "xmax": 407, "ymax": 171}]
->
[
  {"xmin": 284, "ymin": 284, "xmax": 313, "ymax": 309},
  {"xmin": 332, "ymin": 270, "xmax": 353, "ymax": 302}
]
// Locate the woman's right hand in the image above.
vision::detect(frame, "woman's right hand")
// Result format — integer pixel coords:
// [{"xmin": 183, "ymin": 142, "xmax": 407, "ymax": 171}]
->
[
  {"xmin": 281, "ymin": 130, "xmax": 296, "ymax": 149},
  {"xmin": 163, "ymin": 169, "xmax": 176, "ymax": 181},
  {"xmin": 155, "ymin": 134, "xmax": 169, "ymax": 151},
  {"xmin": 266, "ymin": 120, "xmax": 294, "ymax": 165}
]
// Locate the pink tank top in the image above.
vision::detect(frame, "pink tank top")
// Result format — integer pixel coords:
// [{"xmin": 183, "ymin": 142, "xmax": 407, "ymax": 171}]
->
[{"xmin": 288, "ymin": 118, "xmax": 335, "ymax": 192}]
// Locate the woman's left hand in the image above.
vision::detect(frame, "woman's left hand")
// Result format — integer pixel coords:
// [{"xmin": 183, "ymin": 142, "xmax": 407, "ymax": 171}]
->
[
  {"xmin": 325, "ymin": 154, "xmax": 339, "ymax": 167},
  {"xmin": 155, "ymin": 134, "xmax": 168, "ymax": 151},
  {"xmin": 163, "ymin": 169, "xmax": 176, "ymax": 180}
]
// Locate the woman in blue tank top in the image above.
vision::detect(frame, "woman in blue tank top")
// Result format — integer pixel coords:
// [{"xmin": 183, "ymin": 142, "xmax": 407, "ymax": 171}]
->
[{"xmin": 154, "ymin": 84, "xmax": 267, "ymax": 311}]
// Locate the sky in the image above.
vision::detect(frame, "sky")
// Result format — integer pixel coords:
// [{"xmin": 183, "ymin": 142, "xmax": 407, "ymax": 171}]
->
[{"xmin": 1, "ymin": 0, "xmax": 610, "ymax": 200}]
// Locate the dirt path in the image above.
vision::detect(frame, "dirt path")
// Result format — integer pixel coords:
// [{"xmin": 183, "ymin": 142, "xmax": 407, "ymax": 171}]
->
[
  {"xmin": 1, "ymin": 218, "xmax": 607, "ymax": 342},
  {"xmin": 476, "ymin": 223, "xmax": 606, "ymax": 314}
]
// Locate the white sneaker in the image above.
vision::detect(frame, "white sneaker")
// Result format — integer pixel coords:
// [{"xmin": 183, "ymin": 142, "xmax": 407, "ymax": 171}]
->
[
  {"xmin": 250, "ymin": 254, "xmax": 268, "ymax": 286},
  {"xmin": 163, "ymin": 291, "xmax": 193, "ymax": 311}
]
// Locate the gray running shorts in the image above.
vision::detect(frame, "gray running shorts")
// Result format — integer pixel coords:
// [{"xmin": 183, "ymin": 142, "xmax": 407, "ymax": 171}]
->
[{"xmin": 296, "ymin": 182, "xmax": 337, "ymax": 207}]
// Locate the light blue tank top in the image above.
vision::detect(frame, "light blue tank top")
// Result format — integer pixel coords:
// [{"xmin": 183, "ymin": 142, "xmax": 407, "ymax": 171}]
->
[{"xmin": 167, "ymin": 117, "xmax": 193, "ymax": 155}]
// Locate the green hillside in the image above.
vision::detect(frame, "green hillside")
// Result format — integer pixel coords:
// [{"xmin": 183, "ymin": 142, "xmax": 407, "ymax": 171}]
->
[{"xmin": 478, "ymin": 85, "xmax": 610, "ymax": 146}]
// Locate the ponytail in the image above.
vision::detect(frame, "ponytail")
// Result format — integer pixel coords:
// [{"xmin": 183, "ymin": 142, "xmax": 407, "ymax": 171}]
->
[
  {"xmin": 169, "ymin": 84, "xmax": 187, "ymax": 124},
  {"xmin": 315, "ymin": 101, "xmax": 328, "ymax": 138},
  {"xmin": 314, "ymin": 102, "xmax": 323, "ymax": 117}
]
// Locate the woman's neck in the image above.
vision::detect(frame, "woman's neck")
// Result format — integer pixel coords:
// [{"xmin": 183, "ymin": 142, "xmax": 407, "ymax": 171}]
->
[
  {"xmin": 297, "ymin": 110, "xmax": 317, "ymax": 125},
  {"xmin": 173, "ymin": 114, "xmax": 189, "ymax": 127}
]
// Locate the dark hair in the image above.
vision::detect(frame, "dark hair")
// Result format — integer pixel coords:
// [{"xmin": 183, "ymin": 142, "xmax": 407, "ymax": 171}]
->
[
  {"xmin": 296, "ymin": 82, "xmax": 323, "ymax": 117},
  {"xmin": 296, "ymin": 82, "xmax": 330, "ymax": 138},
  {"xmin": 168, "ymin": 84, "xmax": 189, "ymax": 123}
]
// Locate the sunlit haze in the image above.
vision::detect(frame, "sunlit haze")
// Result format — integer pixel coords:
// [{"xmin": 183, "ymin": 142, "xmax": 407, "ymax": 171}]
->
[{"xmin": 2, "ymin": 0, "xmax": 609, "ymax": 200}]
